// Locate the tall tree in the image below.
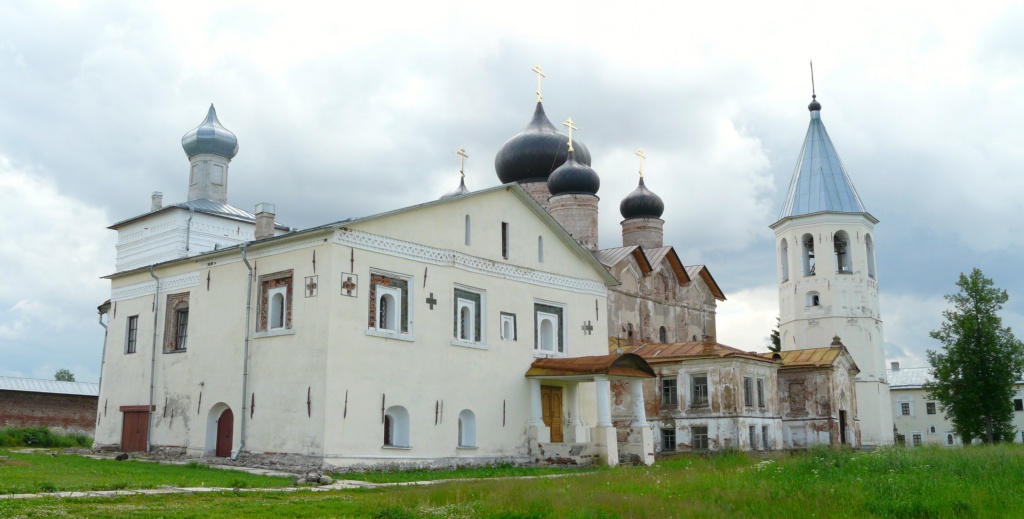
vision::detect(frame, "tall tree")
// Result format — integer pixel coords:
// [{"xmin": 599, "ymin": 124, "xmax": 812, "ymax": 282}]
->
[
  {"xmin": 54, "ymin": 369, "xmax": 75, "ymax": 382},
  {"xmin": 925, "ymin": 268, "xmax": 1024, "ymax": 444},
  {"xmin": 768, "ymin": 317, "xmax": 781, "ymax": 352}
]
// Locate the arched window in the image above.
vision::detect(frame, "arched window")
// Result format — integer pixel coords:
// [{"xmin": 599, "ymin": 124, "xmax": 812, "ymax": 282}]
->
[
  {"xmin": 801, "ymin": 234, "xmax": 816, "ymax": 276},
  {"xmin": 270, "ymin": 292, "xmax": 285, "ymax": 329},
  {"xmin": 458, "ymin": 304, "xmax": 474, "ymax": 341},
  {"xmin": 627, "ymin": 323, "xmax": 634, "ymax": 338},
  {"xmin": 865, "ymin": 234, "xmax": 876, "ymax": 279},
  {"xmin": 659, "ymin": 326, "xmax": 668, "ymax": 344},
  {"xmin": 834, "ymin": 230, "xmax": 852, "ymax": 274},
  {"xmin": 458, "ymin": 409, "xmax": 476, "ymax": 448},
  {"xmin": 502, "ymin": 319, "xmax": 512, "ymax": 339},
  {"xmin": 806, "ymin": 291, "xmax": 820, "ymax": 307},
  {"xmin": 378, "ymin": 292, "xmax": 399, "ymax": 332},
  {"xmin": 538, "ymin": 236, "xmax": 544, "ymax": 263},
  {"xmin": 780, "ymin": 238, "xmax": 790, "ymax": 282},
  {"xmin": 539, "ymin": 318, "xmax": 556, "ymax": 352},
  {"xmin": 383, "ymin": 406, "xmax": 410, "ymax": 447},
  {"xmin": 947, "ymin": 434, "xmax": 953, "ymax": 445},
  {"xmin": 465, "ymin": 215, "xmax": 471, "ymax": 246}
]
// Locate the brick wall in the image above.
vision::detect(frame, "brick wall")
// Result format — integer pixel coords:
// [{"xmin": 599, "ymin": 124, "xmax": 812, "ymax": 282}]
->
[{"xmin": 0, "ymin": 390, "xmax": 98, "ymax": 434}]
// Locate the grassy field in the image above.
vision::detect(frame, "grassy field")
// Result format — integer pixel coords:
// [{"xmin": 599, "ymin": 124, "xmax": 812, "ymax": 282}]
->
[
  {"xmin": 3, "ymin": 444, "xmax": 1024, "ymax": 518},
  {"xmin": 0, "ymin": 427, "xmax": 92, "ymax": 449}
]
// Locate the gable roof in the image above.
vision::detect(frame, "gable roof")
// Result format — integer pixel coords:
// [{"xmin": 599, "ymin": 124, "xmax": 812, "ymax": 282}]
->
[
  {"xmin": 615, "ymin": 338, "xmax": 774, "ymax": 364},
  {"xmin": 685, "ymin": 265, "xmax": 726, "ymax": 301},
  {"xmin": 526, "ymin": 353, "xmax": 655, "ymax": 378},
  {"xmin": 593, "ymin": 245, "xmax": 653, "ymax": 275},
  {"xmin": 109, "ymin": 198, "xmax": 289, "ymax": 230},
  {"xmin": 0, "ymin": 376, "xmax": 99, "ymax": 396},
  {"xmin": 646, "ymin": 246, "xmax": 691, "ymax": 285},
  {"xmin": 761, "ymin": 347, "xmax": 859, "ymax": 373}
]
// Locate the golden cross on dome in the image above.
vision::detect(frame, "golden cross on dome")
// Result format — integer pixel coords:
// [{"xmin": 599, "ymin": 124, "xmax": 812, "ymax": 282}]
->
[
  {"xmin": 457, "ymin": 147, "xmax": 468, "ymax": 179},
  {"xmin": 635, "ymin": 148, "xmax": 647, "ymax": 178},
  {"xmin": 531, "ymin": 65, "xmax": 545, "ymax": 102},
  {"xmin": 562, "ymin": 117, "xmax": 578, "ymax": 153}
]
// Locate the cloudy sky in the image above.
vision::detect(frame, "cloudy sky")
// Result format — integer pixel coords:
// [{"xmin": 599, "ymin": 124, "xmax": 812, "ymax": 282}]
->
[{"xmin": 2, "ymin": 0, "xmax": 1022, "ymax": 383}]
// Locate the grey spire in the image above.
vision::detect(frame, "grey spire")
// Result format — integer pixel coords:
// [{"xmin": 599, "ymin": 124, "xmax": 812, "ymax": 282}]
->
[{"xmin": 777, "ymin": 98, "xmax": 867, "ymax": 220}]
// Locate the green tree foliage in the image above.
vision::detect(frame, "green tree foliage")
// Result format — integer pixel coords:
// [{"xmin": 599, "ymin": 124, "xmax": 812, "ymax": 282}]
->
[
  {"xmin": 769, "ymin": 317, "xmax": 781, "ymax": 352},
  {"xmin": 925, "ymin": 268, "xmax": 1024, "ymax": 443},
  {"xmin": 54, "ymin": 369, "xmax": 75, "ymax": 382}
]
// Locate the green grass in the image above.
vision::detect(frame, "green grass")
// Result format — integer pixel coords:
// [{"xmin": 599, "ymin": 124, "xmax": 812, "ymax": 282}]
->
[
  {"xmin": 0, "ymin": 449, "xmax": 294, "ymax": 494},
  {"xmin": 333, "ymin": 462, "xmax": 596, "ymax": 483},
  {"xmin": 0, "ymin": 426, "xmax": 92, "ymax": 448},
  {"xmin": 2, "ymin": 444, "xmax": 1024, "ymax": 517}
]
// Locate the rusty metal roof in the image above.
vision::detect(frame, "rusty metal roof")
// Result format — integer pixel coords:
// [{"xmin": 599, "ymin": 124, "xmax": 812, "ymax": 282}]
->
[
  {"xmin": 685, "ymin": 265, "xmax": 726, "ymax": 301},
  {"xmin": 526, "ymin": 353, "xmax": 655, "ymax": 378},
  {"xmin": 593, "ymin": 246, "xmax": 652, "ymax": 274},
  {"xmin": 0, "ymin": 376, "xmax": 99, "ymax": 396},
  {"xmin": 646, "ymin": 246, "xmax": 691, "ymax": 285},
  {"xmin": 614, "ymin": 338, "xmax": 773, "ymax": 364},
  {"xmin": 760, "ymin": 347, "xmax": 858, "ymax": 373}
]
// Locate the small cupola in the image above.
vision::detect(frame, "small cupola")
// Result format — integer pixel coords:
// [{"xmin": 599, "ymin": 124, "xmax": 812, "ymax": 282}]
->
[
  {"xmin": 182, "ymin": 104, "xmax": 238, "ymax": 203},
  {"xmin": 440, "ymin": 148, "xmax": 471, "ymax": 200},
  {"xmin": 181, "ymin": 104, "xmax": 239, "ymax": 160},
  {"xmin": 620, "ymin": 149, "xmax": 665, "ymax": 249},
  {"xmin": 619, "ymin": 177, "xmax": 664, "ymax": 220},
  {"xmin": 547, "ymin": 150, "xmax": 600, "ymax": 196},
  {"xmin": 546, "ymin": 118, "xmax": 601, "ymax": 251}
]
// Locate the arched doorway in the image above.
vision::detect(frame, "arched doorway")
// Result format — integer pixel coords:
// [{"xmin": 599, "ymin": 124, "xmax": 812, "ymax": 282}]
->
[{"xmin": 216, "ymin": 408, "xmax": 234, "ymax": 457}]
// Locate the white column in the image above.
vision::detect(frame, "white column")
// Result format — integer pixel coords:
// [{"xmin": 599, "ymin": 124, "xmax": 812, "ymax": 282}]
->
[
  {"xmin": 567, "ymin": 383, "xmax": 582, "ymax": 426},
  {"xmin": 529, "ymin": 378, "xmax": 544, "ymax": 426},
  {"xmin": 595, "ymin": 376, "xmax": 612, "ymax": 427},
  {"xmin": 629, "ymin": 379, "xmax": 648, "ymax": 426}
]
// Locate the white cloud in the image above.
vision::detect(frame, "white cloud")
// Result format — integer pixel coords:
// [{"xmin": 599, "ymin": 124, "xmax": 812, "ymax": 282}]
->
[{"xmin": 716, "ymin": 284, "xmax": 779, "ymax": 351}]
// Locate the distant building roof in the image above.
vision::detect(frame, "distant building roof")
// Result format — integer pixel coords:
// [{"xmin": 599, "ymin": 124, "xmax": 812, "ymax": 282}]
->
[
  {"xmin": 616, "ymin": 338, "xmax": 772, "ymax": 364},
  {"xmin": 0, "ymin": 376, "xmax": 99, "ymax": 397},
  {"xmin": 109, "ymin": 198, "xmax": 289, "ymax": 230},
  {"xmin": 887, "ymin": 366, "xmax": 1024, "ymax": 389},
  {"xmin": 761, "ymin": 346, "xmax": 859, "ymax": 373}
]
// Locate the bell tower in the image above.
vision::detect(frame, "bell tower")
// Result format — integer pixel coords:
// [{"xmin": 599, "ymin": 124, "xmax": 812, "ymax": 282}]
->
[{"xmin": 770, "ymin": 93, "xmax": 892, "ymax": 447}]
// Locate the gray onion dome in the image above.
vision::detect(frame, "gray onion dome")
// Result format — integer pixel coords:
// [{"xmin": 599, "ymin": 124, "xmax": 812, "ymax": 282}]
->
[
  {"xmin": 181, "ymin": 104, "xmax": 239, "ymax": 159},
  {"xmin": 619, "ymin": 177, "xmax": 664, "ymax": 219},
  {"xmin": 547, "ymin": 150, "xmax": 600, "ymax": 196},
  {"xmin": 494, "ymin": 102, "xmax": 591, "ymax": 184},
  {"xmin": 439, "ymin": 177, "xmax": 469, "ymax": 200}
]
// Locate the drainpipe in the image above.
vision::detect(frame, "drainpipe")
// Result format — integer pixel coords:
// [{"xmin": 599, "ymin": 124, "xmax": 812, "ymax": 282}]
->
[
  {"xmin": 147, "ymin": 267, "xmax": 160, "ymax": 452},
  {"xmin": 96, "ymin": 303, "xmax": 110, "ymax": 413},
  {"xmin": 185, "ymin": 206, "xmax": 195, "ymax": 253},
  {"xmin": 234, "ymin": 243, "xmax": 254, "ymax": 460}
]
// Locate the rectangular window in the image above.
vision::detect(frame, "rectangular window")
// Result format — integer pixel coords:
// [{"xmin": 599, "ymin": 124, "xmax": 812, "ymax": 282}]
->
[
  {"xmin": 757, "ymin": 379, "xmax": 765, "ymax": 408},
  {"xmin": 369, "ymin": 272, "xmax": 411, "ymax": 335},
  {"xmin": 258, "ymin": 271, "xmax": 293, "ymax": 333},
  {"xmin": 692, "ymin": 426, "xmax": 709, "ymax": 450},
  {"xmin": 661, "ymin": 378, "xmax": 678, "ymax": 407},
  {"xmin": 500, "ymin": 312, "xmax": 517, "ymax": 341},
  {"xmin": 661, "ymin": 427, "xmax": 676, "ymax": 451},
  {"xmin": 912, "ymin": 433, "xmax": 922, "ymax": 447},
  {"xmin": 691, "ymin": 374, "xmax": 708, "ymax": 407},
  {"xmin": 926, "ymin": 402, "xmax": 936, "ymax": 415},
  {"xmin": 126, "ymin": 315, "xmax": 139, "ymax": 354},
  {"xmin": 901, "ymin": 402, "xmax": 911, "ymax": 416},
  {"xmin": 744, "ymin": 377, "xmax": 753, "ymax": 407},
  {"xmin": 163, "ymin": 292, "xmax": 189, "ymax": 353},
  {"xmin": 749, "ymin": 425, "xmax": 756, "ymax": 449},
  {"xmin": 534, "ymin": 302, "xmax": 565, "ymax": 355},
  {"xmin": 453, "ymin": 287, "xmax": 484, "ymax": 344},
  {"xmin": 762, "ymin": 425, "xmax": 769, "ymax": 450},
  {"xmin": 501, "ymin": 222, "xmax": 510, "ymax": 259},
  {"xmin": 1014, "ymin": 399, "xmax": 1023, "ymax": 412}
]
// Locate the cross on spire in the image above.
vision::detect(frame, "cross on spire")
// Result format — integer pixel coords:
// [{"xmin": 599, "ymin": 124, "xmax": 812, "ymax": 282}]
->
[
  {"xmin": 635, "ymin": 148, "xmax": 647, "ymax": 178},
  {"xmin": 562, "ymin": 117, "xmax": 578, "ymax": 153},
  {"xmin": 457, "ymin": 147, "xmax": 468, "ymax": 179},
  {"xmin": 531, "ymin": 65, "xmax": 545, "ymax": 102},
  {"xmin": 810, "ymin": 60, "xmax": 816, "ymax": 100}
]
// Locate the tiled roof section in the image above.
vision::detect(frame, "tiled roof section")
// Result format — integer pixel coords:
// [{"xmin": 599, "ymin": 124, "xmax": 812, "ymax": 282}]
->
[
  {"xmin": 685, "ymin": 265, "xmax": 726, "ymax": 301},
  {"xmin": 646, "ymin": 246, "xmax": 690, "ymax": 285},
  {"xmin": 593, "ymin": 246, "xmax": 652, "ymax": 274},
  {"xmin": 761, "ymin": 347, "xmax": 858, "ymax": 373},
  {"xmin": 526, "ymin": 353, "xmax": 655, "ymax": 378},
  {"xmin": 109, "ymin": 198, "xmax": 289, "ymax": 230},
  {"xmin": 614, "ymin": 338, "xmax": 773, "ymax": 364},
  {"xmin": 0, "ymin": 376, "xmax": 99, "ymax": 396},
  {"xmin": 777, "ymin": 108, "xmax": 868, "ymax": 220}
]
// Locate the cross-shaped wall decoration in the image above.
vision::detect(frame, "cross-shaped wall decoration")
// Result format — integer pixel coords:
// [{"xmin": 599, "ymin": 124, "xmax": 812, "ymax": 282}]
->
[
  {"xmin": 305, "ymin": 276, "xmax": 318, "ymax": 298},
  {"xmin": 581, "ymin": 320, "xmax": 594, "ymax": 335},
  {"xmin": 340, "ymin": 273, "xmax": 358, "ymax": 297},
  {"xmin": 426, "ymin": 293, "xmax": 438, "ymax": 310}
]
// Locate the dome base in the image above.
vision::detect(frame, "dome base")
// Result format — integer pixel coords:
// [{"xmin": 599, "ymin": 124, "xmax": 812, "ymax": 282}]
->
[
  {"xmin": 621, "ymin": 218, "xmax": 664, "ymax": 249},
  {"xmin": 548, "ymin": 194, "xmax": 599, "ymax": 251}
]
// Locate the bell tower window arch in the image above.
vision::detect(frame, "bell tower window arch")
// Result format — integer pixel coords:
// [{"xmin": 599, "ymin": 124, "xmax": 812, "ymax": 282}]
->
[{"xmin": 801, "ymin": 233, "xmax": 815, "ymax": 276}]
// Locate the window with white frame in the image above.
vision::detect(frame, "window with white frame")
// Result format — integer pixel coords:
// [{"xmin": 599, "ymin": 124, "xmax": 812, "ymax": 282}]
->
[
  {"xmin": 500, "ymin": 312, "xmax": 517, "ymax": 341},
  {"xmin": 534, "ymin": 302, "xmax": 565, "ymax": 355},
  {"xmin": 691, "ymin": 374, "xmax": 708, "ymax": 407},
  {"xmin": 126, "ymin": 315, "xmax": 139, "ymax": 354},
  {"xmin": 897, "ymin": 396, "xmax": 914, "ymax": 417},
  {"xmin": 927, "ymin": 402, "xmax": 936, "ymax": 414},
  {"xmin": 369, "ymin": 272, "xmax": 410, "ymax": 335},
  {"xmin": 453, "ymin": 287, "xmax": 484, "ymax": 344},
  {"xmin": 661, "ymin": 377, "xmax": 678, "ymax": 407},
  {"xmin": 458, "ymin": 409, "xmax": 476, "ymax": 448},
  {"xmin": 258, "ymin": 271, "xmax": 293, "ymax": 333},
  {"xmin": 912, "ymin": 433, "xmax": 922, "ymax": 447}
]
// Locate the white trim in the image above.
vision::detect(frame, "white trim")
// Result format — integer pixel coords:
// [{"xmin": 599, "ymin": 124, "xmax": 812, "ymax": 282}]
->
[
  {"xmin": 365, "ymin": 329, "xmax": 416, "ymax": 342},
  {"xmin": 111, "ymin": 271, "xmax": 200, "ymax": 301},
  {"xmin": 334, "ymin": 228, "xmax": 607, "ymax": 296},
  {"xmin": 254, "ymin": 328, "xmax": 296, "ymax": 339}
]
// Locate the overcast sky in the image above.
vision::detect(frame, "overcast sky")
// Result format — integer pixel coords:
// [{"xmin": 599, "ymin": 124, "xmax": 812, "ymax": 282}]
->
[{"xmin": 2, "ymin": 0, "xmax": 1023, "ymax": 383}]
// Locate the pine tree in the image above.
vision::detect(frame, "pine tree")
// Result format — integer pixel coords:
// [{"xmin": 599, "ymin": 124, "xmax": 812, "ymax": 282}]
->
[
  {"xmin": 769, "ymin": 317, "xmax": 781, "ymax": 352},
  {"xmin": 925, "ymin": 268, "xmax": 1024, "ymax": 443},
  {"xmin": 54, "ymin": 369, "xmax": 75, "ymax": 382}
]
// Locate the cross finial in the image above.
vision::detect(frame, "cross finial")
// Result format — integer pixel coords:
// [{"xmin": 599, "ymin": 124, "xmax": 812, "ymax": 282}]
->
[
  {"xmin": 531, "ymin": 65, "xmax": 545, "ymax": 102},
  {"xmin": 810, "ymin": 60, "xmax": 816, "ymax": 100},
  {"xmin": 457, "ymin": 147, "xmax": 468, "ymax": 179},
  {"xmin": 635, "ymin": 148, "xmax": 647, "ymax": 178},
  {"xmin": 562, "ymin": 117, "xmax": 578, "ymax": 153}
]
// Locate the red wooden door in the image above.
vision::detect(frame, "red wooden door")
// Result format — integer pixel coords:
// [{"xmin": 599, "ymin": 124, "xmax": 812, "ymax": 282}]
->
[
  {"xmin": 541, "ymin": 386, "xmax": 564, "ymax": 442},
  {"xmin": 216, "ymin": 409, "xmax": 234, "ymax": 457},
  {"xmin": 121, "ymin": 412, "xmax": 149, "ymax": 452}
]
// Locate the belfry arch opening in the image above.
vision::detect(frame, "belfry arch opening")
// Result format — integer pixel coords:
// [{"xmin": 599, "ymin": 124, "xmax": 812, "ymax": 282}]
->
[
  {"xmin": 834, "ymin": 230, "xmax": 852, "ymax": 274},
  {"xmin": 865, "ymin": 234, "xmax": 876, "ymax": 279},
  {"xmin": 780, "ymin": 238, "xmax": 790, "ymax": 282},
  {"xmin": 801, "ymin": 233, "xmax": 815, "ymax": 276}
]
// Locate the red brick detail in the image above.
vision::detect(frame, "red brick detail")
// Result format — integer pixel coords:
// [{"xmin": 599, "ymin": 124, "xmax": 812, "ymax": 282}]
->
[{"xmin": 0, "ymin": 390, "xmax": 98, "ymax": 433}]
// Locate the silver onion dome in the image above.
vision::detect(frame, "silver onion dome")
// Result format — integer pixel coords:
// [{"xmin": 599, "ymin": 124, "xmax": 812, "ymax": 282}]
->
[{"xmin": 181, "ymin": 104, "xmax": 239, "ymax": 159}]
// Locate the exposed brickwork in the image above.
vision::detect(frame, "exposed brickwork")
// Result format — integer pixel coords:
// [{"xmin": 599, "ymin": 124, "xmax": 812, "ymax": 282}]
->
[
  {"xmin": 0, "ymin": 390, "xmax": 98, "ymax": 434},
  {"xmin": 621, "ymin": 218, "xmax": 664, "ymax": 249},
  {"xmin": 163, "ymin": 292, "xmax": 190, "ymax": 352},
  {"xmin": 548, "ymin": 194, "xmax": 599, "ymax": 251},
  {"xmin": 520, "ymin": 181, "xmax": 551, "ymax": 211},
  {"xmin": 258, "ymin": 270, "xmax": 294, "ymax": 331}
]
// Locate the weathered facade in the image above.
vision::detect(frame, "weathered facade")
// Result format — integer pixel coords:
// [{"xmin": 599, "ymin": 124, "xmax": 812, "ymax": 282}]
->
[{"xmin": 0, "ymin": 377, "xmax": 99, "ymax": 435}]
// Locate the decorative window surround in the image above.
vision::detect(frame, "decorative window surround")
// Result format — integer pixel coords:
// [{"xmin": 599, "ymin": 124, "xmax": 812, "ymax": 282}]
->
[
  {"xmin": 534, "ymin": 301, "xmax": 566, "ymax": 357},
  {"xmin": 368, "ymin": 270, "xmax": 412, "ymax": 340},
  {"xmin": 452, "ymin": 286, "xmax": 485, "ymax": 349},
  {"xmin": 257, "ymin": 271, "xmax": 293, "ymax": 333},
  {"xmin": 500, "ymin": 312, "xmax": 517, "ymax": 341},
  {"xmin": 112, "ymin": 272, "xmax": 200, "ymax": 302}
]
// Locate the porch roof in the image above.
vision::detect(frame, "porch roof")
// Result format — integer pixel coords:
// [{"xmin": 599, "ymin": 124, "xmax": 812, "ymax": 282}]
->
[{"xmin": 526, "ymin": 353, "xmax": 655, "ymax": 379}]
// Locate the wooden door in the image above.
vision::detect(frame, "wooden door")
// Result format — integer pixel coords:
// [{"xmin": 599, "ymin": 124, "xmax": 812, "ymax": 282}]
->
[
  {"xmin": 216, "ymin": 409, "xmax": 234, "ymax": 457},
  {"xmin": 121, "ymin": 411, "xmax": 148, "ymax": 452},
  {"xmin": 541, "ymin": 386, "xmax": 563, "ymax": 443}
]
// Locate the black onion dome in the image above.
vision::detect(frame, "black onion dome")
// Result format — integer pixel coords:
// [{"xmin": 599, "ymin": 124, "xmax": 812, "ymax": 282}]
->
[
  {"xmin": 548, "ymin": 151, "xmax": 600, "ymax": 196},
  {"xmin": 439, "ymin": 177, "xmax": 469, "ymax": 200},
  {"xmin": 808, "ymin": 95, "xmax": 822, "ymax": 112},
  {"xmin": 494, "ymin": 102, "xmax": 591, "ymax": 184},
  {"xmin": 619, "ymin": 177, "xmax": 664, "ymax": 219}
]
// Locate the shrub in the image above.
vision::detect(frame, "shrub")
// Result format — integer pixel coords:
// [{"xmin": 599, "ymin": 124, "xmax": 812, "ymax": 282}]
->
[{"xmin": 0, "ymin": 426, "xmax": 93, "ymax": 448}]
